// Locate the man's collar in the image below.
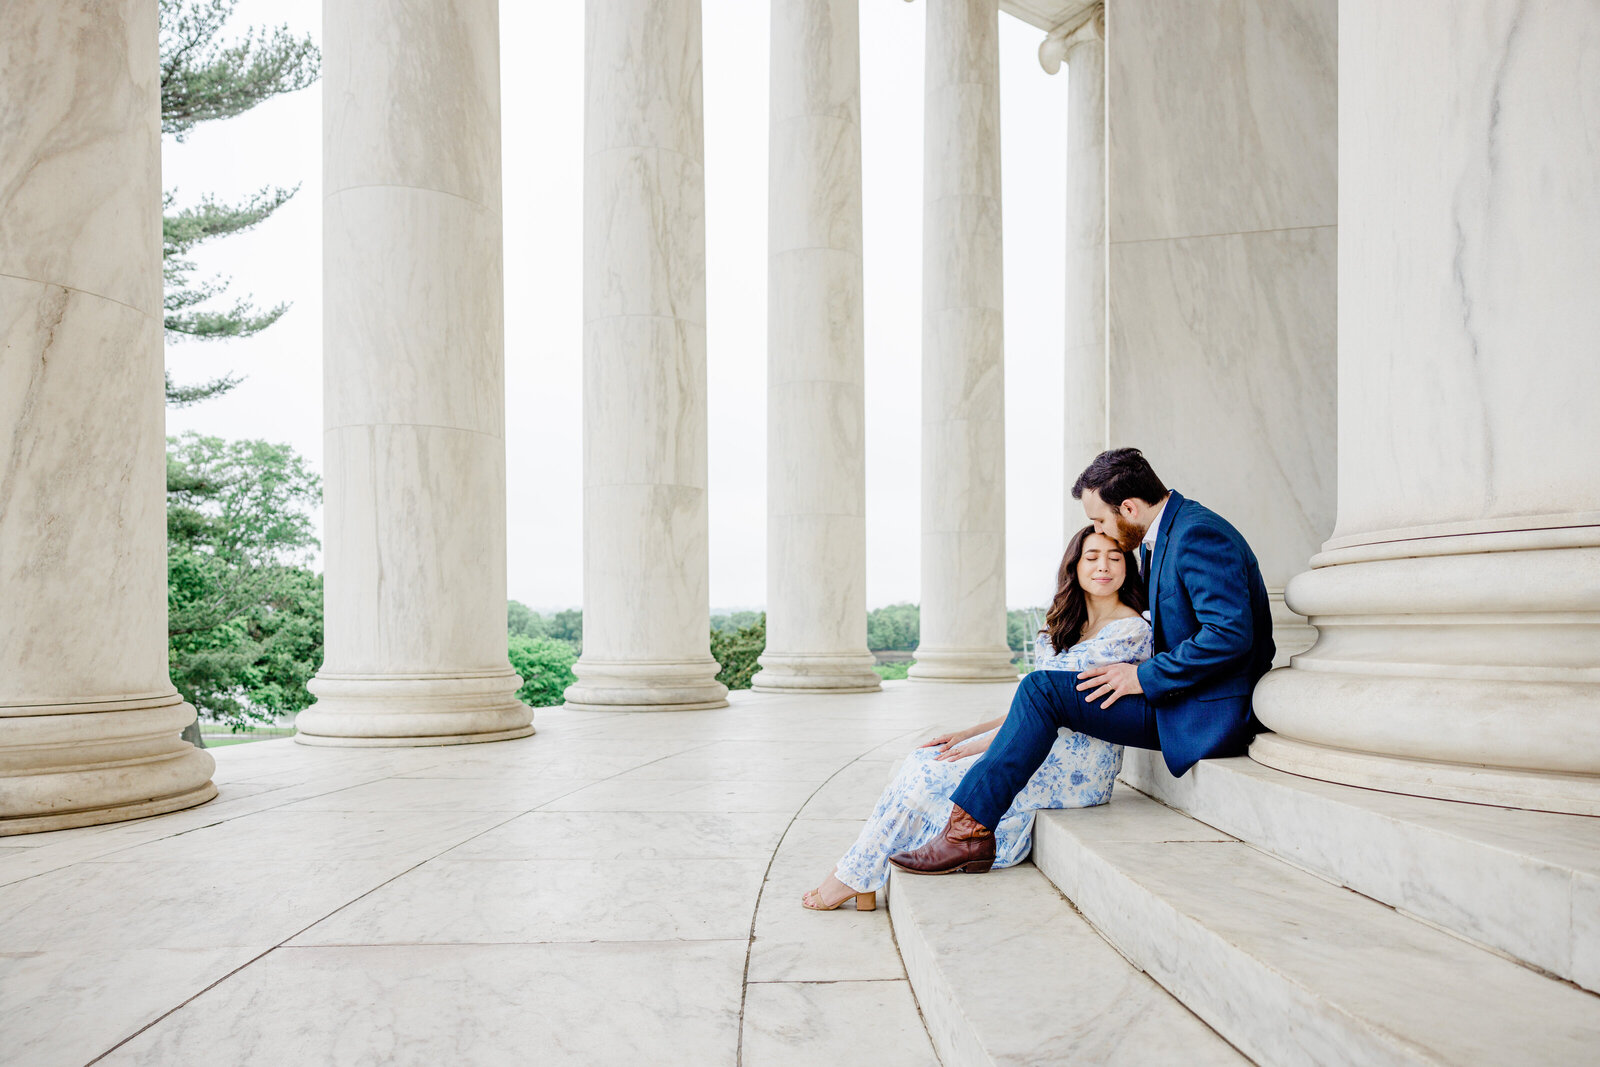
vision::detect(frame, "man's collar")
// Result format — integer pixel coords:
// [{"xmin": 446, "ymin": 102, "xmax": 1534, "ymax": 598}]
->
[{"xmin": 1141, "ymin": 494, "xmax": 1170, "ymax": 547}]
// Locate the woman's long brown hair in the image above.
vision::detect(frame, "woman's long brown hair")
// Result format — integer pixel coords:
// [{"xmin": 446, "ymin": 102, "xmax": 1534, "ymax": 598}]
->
[{"xmin": 1041, "ymin": 524, "xmax": 1147, "ymax": 654}]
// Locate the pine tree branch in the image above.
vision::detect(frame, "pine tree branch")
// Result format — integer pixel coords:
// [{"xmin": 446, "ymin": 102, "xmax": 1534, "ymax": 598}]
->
[
  {"xmin": 161, "ymin": 268, "xmax": 227, "ymax": 309},
  {"xmin": 157, "ymin": 1, "xmax": 318, "ymax": 397},
  {"xmin": 165, "ymin": 298, "xmax": 289, "ymax": 341},
  {"xmin": 164, "ymin": 185, "xmax": 299, "ymax": 257},
  {"xmin": 160, "ymin": 0, "xmax": 320, "ymax": 141},
  {"xmin": 165, "ymin": 369, "xmax": 244, "ymax": 407}
]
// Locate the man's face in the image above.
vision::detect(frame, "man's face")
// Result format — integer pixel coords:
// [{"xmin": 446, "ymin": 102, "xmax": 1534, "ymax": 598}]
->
[{"xmin": 1080, "ymin": 489, "xmax": 1145, "ymax": 553}]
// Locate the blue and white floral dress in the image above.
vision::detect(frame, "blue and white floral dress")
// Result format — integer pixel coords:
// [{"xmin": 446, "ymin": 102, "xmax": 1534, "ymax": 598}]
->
[{"xmin": 835, "ymin": 615, "xmax": 1154, "ymax": 892}]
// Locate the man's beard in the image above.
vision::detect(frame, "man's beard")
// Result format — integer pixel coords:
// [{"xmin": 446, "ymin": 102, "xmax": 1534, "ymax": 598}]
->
[{"xmin": 1114, "ymin": 520, "xmax": 1147, "ymax": 553}]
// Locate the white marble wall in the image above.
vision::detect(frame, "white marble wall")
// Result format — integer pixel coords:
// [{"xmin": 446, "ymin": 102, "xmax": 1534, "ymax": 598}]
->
[
  {"xmin": 752, "ymin": 0, "xmax": 880, "ymax": 694},
  {"xmin": 0, "ymin": 0, "xmax": 216, "ymax": 831},
  {"xmin": 565, "ymin": 0, "xmax": 728, "ymax": 711},
  {"xmin": 909, "ymin": 0, "xmax": 1018, "ymax": 683},
  {"xmin": 1060, "ymin": 9, "xmax": 1106, "ymax": 532},
  {"xmin": 299, "ymin": 0, "xmax": 532, "ymax": 744},
  {"xmin": 1253, "ymin": 0, "xmax": 1600, "ymax": 814},
  {"xmin": 1105, "ymin": 0, "xmax": 1336, "ymax": 659}
]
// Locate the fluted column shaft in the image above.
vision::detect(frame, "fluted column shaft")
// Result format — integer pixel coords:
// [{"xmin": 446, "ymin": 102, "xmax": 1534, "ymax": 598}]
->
[
  {"xmin": 0, "ymin": 0, "xmax": 216, "ymax": 832},
  {"xmin": 1253, "ymin": 0, "xmax": 1600, "ymax": 814},
  {"xmin": 752, "ymin": 0, "xmax": 880, "ymax": 694},
  {"xmin": 910, "ymin": 0, "xmax": 1016, "ymax": 683},
  {"xmin": 299, "ymin": 0, "xmax": 531, "ymax": 745},
  {"xmin": 1060, "ymin": 10, "xmax": 1106, "ymax": 533},
  {"xmin": 564, "ymin": 0, "xmax": 728, "ymax": 711}
]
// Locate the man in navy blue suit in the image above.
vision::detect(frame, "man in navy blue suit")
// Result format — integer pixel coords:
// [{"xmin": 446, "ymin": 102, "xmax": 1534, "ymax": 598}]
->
[{"xmin": 890, "ymin": 448, "xmax": 1275, "ymax": 875}]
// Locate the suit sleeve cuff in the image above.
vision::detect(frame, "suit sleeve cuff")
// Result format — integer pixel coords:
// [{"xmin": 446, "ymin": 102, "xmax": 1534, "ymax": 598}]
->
[{"xmin": 1136, "ymin": 660, "xmax": 1162, "ymax": 701}]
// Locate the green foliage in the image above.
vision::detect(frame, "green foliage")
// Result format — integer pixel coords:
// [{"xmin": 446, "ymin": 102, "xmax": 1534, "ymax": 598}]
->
[
  {"xmin": 159, "ymin": 0, "xmax": 320, "ymax": 402},
  {"xmin": 160, "ymin": 0, "xmax": 319, "ymax": 140},
  {"xmin": 162, "ymin": 187, "xmax": 295, "ymax": 353},
  {"xmin": 872, "ymin": 660, "xmax": 913, "ymax": 681},
  {"xmin": 506, "ymin": 602, "xmax": 583, "ymax": 651},
  {"xmin": 238, "ymin": 567, "xmax": 323, "ymax": 715},
  {"xmin": 164, "ymin": 371, "xmax": 242, "ymax": 408},
  {"xmin": 710, "ymin": 614, "xmax": 766, "ymax": 691},
  {"xmin": 711, "ymin": 610, "xmax": 763, "ymax": 634},
  {"xmin": 866, "ymin": 603, "xmax": 919, "ymax": 652},
  {"xmin": 505, "ymin": 603, "xmax": 581, "ymax": 705},
  {"xmin": 862, "ymin": 602, "xmax": 1038, "ymax": 657},
  {"xmin": 167, "ymin": 433, "xmax": 322, "ymax": 730},
  {"xmin": 505, "ymin": 605, "xmax": 776, "ymax": 695},
  {"xmin": 508, "ymin": 635, "xmax": 579, "ymax": 708},
  {"xmin": 1007, "ymin": 609, "xmax": 1042, "ymax": 654},
  {"xmin": 545, "ymin": 609, "xmax": 584, "ymax": 650},
  {"xmin": 507, "ymin": 600, "xmax": 547, "ymax": 640}
]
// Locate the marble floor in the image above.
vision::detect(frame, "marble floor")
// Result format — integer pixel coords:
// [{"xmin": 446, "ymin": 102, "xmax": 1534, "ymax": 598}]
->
[{"xmin": 0, "ymin": 680, "xmax": 1020, "ymax": 1066}]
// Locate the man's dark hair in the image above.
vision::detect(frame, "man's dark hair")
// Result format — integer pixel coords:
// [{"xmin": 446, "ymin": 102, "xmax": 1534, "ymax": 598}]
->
[{"xmin": 1071, "ymin": 448, "xmax": 1168, "ymax": 507}]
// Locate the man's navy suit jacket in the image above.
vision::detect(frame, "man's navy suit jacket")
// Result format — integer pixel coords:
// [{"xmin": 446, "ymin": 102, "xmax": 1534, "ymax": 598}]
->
[{"xmin": 1135, "ymin": 490, "xmax": 1275, "ymax": 777}]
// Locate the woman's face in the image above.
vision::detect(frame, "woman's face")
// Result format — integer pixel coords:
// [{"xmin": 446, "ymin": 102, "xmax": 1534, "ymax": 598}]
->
[{"xmin": 1075, "ymin": 532, "xmax": 1127, "ymax": 597}]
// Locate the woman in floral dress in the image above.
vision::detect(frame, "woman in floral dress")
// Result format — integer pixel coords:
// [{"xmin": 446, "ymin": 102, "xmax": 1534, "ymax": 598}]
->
[{"xmin": 803, "ymin": 526, "xmax": 1152, "ymax": 911}]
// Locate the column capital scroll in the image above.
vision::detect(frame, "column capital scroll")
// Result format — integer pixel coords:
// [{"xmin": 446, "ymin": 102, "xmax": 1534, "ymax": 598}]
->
[{"xmin": 1038, "ymin": 3, "xmax": 1103, "ymax": 75}]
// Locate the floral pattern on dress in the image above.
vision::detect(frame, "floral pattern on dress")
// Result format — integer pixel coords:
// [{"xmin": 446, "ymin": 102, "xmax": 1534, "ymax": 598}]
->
[{"xmin": 834, "ymin": 615, "xmax": 1154, "ymax": 892}]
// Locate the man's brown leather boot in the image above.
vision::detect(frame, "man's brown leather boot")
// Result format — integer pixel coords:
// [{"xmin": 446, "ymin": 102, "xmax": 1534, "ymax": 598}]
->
[{"xmin": 887, "ymin": 804, "xmax": 996, "ymax": 875}]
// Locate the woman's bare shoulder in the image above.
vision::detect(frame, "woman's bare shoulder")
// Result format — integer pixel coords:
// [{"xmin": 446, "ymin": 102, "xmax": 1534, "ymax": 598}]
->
[{"xmin": 1094, "ymin": 608, "xmax": 1144, "ymax": 632}]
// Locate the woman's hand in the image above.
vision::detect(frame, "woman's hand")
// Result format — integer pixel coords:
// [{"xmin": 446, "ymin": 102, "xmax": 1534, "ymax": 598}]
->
[
  {"xmin": 920, "ymin": 728, "xmax": 971, "ymax": 754},
  {"xmin": 922, "ymin": 714, "xmax": 1005, "ymax": 757},
  {"xmin": 935, "ymin": 732, "xmax": 992, "ymax": 762}
]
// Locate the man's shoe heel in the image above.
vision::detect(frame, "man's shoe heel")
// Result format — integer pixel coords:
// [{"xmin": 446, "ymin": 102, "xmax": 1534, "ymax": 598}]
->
[
  {"xmin": 856, "ymin": 892, "xmax": 876, "ymax": 912},
  {"xmin": 965, "ymin": 859, "xmax": 994, "ymax": 874}
]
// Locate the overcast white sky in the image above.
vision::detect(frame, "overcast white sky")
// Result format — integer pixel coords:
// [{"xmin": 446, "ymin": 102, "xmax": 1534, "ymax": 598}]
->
[{"xmin": 163, "ymin": 0, "xmax": 1070, "ymax": 614}]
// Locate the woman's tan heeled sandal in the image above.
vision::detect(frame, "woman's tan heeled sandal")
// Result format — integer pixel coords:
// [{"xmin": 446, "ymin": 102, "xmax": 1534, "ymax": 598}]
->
[{"xmin": 801, "ymin": 888, "xmax": 876, "ymax": 912}]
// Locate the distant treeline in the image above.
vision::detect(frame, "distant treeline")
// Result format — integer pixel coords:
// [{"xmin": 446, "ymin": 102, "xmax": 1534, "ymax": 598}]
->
[
  {"xmin": 504, "ymin": 601, "xmax": 769, "ymax": 704},
  {"xmin": 503, "ymin": 602, "xmax": 1044, "ymax": 707},
  {"xmin": 508, "ymin": 601, "xmax": 1044, "ymax": 656},
  {"xmin": 866, "ymin": 602, "xmax": 1041, "ymax": 655}
]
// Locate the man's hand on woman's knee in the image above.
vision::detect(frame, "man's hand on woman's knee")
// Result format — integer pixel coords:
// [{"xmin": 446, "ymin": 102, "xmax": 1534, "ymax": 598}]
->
[{"xmin": 1075, "ymin": 662, "xmax": 1143, "ymax": 707}]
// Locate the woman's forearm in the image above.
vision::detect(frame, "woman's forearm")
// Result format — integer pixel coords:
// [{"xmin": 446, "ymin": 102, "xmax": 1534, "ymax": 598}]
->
[{"xmin": 969, "ymin": 714, "xmax": 1006, "ymax": 737}]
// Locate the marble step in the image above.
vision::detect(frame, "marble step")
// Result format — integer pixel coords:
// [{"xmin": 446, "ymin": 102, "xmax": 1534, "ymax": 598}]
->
[
  {"xmin": 1032, "ymin": 792, "xmax": 1600, "ymax": 1067},
  {"xmin": 1118, "ymin": 750, "xmax": 1600, "ymax": 993},
  {"xmin": 886, "ymin": 862, "xmax": 1246, "ymax": 1066}
]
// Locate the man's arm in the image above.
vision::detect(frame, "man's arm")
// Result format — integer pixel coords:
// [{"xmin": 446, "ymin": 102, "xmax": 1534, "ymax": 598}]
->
[{"xmin": 1136, "ymin": 522, "xmax": 1255, "ymax": 701}]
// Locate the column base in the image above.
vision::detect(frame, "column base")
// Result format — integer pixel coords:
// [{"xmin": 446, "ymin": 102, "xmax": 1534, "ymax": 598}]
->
[
  {"xmin": 563, "ymin": 657, "xmax": 729, "ymax": 712},
  {"xmin": 907, "ymin": 647, "xmax": 1019, "ymax": 683},
  {"xmin": 0, "ymin": 693, "xmax": 218, "ymax": 837},
  {"xmin": 1252, "ymin": 537, "xmax": 1600, "ymax": 816},
  {"xmin": 750, "ymin": 652, "xmax": 882, "ymax": 694},
  {"xmin": 1250, "ymin": 733, "xmax": 1600, "ymax": 817},
  {"xmin": 1268, "ymin": 589, "xmax": 1317, "ymax": 667},
  {"xmin": 296, "ymin": 670, "xmax": 533, "ymax": 747},
  {"xmin": 2, "ymin": 780, "xmax": 218, "ymax": 836}
]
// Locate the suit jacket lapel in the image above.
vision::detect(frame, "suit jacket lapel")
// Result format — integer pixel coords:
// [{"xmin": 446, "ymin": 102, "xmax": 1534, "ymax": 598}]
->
[{"xmin": 1149, "ymin": 491, "xmax": 1185, "ymax": 647}]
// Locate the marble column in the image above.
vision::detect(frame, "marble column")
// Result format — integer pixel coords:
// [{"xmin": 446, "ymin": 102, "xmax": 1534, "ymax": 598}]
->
[
  {"xmin": 0, "ymin": 0, "xmax": 217, "ymax": 833},
  {"xmin": 751, "ymin": 0, "xmax": 880, "ymax": 694},
  {"xmin": 909, "ymin": 0, "xmax": 1016, "ymax": 683},
  {"xmin": 298, "ymin": 0, "xmax": 532, "ymax": 745},
  {"xmin": 1104, "ymin": 0, "xmax": 1336, "ymax": 665},
  {"xmin": 1252, "ymin": 0, "xmax": 1600, "ymax": 815},
  {"xmin": 564, "ymin": 0, "xmax": 728, "ymax": 711},
  {"xmin": 1042, "ymin": 7, "xmax": 1107, "ymax": 535}
]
